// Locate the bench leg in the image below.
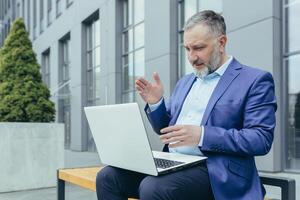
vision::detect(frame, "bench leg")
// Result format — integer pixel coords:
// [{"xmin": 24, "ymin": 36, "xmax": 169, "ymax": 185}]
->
[{"xmin": 57, "ymin": 171, "xmax": 65, "ymax": 200}]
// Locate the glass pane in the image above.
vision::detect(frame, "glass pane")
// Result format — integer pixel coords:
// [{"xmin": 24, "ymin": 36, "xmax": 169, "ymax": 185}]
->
[
  {"xmin": 123, "ymin": 29, "xmax": 133, "ymax": 53},
  {"xmin": 198, "ymin": 0, "xmax": 223, "ymax": 13},
  {"xmin": 122, "ymin": 53, "xmax": 134, "ymax": 91},
  {"xmin": 95, "ymin": 19, "xmax": 100, "ymax": 46},
  {"xmin": 94, "ymin": 67, "xmax": 101, "ymax": 99},
  {"xmin": 286, "ymin": 2, "xmax": 300, "ymax": 53},
  {"xmin": 134, "ymin": 48, "xmax": 144, "ymax": 77},
  {"xmin": 286, "ymin": 54, "xmax": 300, "ymax": 170},
  {"xmin": 128, "ymin": 0, "xmax": 133, "ymax": 26},
  {"xmin": 87, "ymin": 26, "xmax": 93, "ymax": 50},
  {"xmin": 87, "ymin": 51, "xmax": 93, "ymax": 69},
  {"xmin": 94, "ymin": 47, "xmax": 101, "ymax": 66},
  {"xmin": 87, "ymin": 71, "xmax": 93, "ymax": 100},
  {"xmin": 123, "ymin": 0, "xmax": 129, "ymax": 27},
  {"xmin": 123, "ymin": 65, "xmax": 129, "ymax": 91},
  {"xmin": 184, "ymin": 0, "xmax": 197, "ymax": 22},
  {"xmin": 179, "ymin": 44, "xmax": 193, "ymax": 76},
  {"xmin": 134, "ymin": 0, "xmax": 144, "ymax": 24},
  {"xmin": 134, "ymin": 23, "xmax": 144, "ymax": 49},
  {"xmin": 122, "ymin": 92, "xmax": 134, "ymax": 103}
]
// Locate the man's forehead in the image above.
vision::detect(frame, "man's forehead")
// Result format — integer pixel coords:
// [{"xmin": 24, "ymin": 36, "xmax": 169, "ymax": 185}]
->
[{"xmin": 183, "ymin": 25, "xmax": 212, "ymax": 46}]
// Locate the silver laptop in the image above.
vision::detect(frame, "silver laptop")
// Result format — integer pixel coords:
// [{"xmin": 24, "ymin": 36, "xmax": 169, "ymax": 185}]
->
[{"xmin": 84, "ymin": 103, "xmax": 207, "ymax": 176}]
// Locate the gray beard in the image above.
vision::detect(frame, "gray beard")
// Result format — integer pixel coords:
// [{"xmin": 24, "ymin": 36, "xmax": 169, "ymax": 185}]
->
[{"xmin": 193, "ymin": 47, "xmax": 222, "ymax": 77}]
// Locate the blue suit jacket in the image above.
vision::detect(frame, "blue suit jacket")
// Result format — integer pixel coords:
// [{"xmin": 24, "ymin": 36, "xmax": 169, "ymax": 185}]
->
[{"xmin": 145, "ymin": 58, "xmax": 277, "ymax": 200}]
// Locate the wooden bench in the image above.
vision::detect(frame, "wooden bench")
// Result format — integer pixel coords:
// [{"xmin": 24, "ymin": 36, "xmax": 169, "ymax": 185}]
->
[{"xmin": 57, "ymin": 166, "xmax": 295, "ymax": 200}]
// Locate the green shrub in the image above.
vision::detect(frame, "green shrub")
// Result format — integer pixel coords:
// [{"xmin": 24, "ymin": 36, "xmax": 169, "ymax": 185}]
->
[{"xmin": 0, "ymin": 18, "xmax": 55, "ymax": 122}]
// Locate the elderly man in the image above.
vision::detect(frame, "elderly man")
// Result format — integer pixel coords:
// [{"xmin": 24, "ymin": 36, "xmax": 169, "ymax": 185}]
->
[{"xmin": 96, "ymin": 10, "xmax": 277, "ymax": 200}]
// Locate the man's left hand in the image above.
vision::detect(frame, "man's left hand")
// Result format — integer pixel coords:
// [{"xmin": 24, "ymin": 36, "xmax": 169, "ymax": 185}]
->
[{"xmin": 160, "ymin": 125, "xmax": 202, "ymax": 148}]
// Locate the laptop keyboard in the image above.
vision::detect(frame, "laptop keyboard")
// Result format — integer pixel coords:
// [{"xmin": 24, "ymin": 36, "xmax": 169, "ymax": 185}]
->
[{"xmin": 154, "ymin": 158, "xmax": 184, "ymax": 169}]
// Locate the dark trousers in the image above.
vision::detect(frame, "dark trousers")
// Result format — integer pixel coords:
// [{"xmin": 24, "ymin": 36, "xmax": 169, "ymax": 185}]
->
[{"xmin": 96, "ymin": 163, "xmax": 214, "ymax": 200}]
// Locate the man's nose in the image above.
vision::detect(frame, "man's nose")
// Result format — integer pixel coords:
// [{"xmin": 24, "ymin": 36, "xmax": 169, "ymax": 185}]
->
[{"xmin": 188, "ymin": 51, "xmax": 198, "ymax": 62}]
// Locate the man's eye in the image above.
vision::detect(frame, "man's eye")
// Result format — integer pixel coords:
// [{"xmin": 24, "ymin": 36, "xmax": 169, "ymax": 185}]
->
[{"xmin": 195, "ymin": 47, "xmax": 204, "ymax": 50}]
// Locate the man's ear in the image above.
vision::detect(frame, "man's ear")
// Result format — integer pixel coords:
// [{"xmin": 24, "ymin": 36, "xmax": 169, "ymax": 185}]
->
[{"xmin": 218, "ymin": 35, "xmax": 227, "ymax": 53}]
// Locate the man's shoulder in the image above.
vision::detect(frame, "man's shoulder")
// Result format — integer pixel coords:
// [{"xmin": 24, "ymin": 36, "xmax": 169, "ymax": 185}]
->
[
  {"xmin": 233, "ymin": 59, "xmax": 272, "ymax": 79},
  {"xmin": 177, "ymin": 73, "xmax": 195, "ymax": 83}
]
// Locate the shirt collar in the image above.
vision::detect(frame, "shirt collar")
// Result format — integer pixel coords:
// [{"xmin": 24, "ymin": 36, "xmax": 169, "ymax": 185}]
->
[{"xmin": 214, "ymin": 55, "xmax": 233, "ymax": 77}]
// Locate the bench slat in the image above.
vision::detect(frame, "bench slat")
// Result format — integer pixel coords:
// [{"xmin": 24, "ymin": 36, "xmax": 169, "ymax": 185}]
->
[{"xmin": 59, "ymin": 167, "xmax": 101, "ymax": 192}]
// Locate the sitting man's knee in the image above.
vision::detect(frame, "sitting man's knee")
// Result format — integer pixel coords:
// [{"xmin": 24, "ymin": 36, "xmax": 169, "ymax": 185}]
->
[
  {"xmin": 139, "ymin": 176, "xmax": 171, "ymax": 199},
  {"xmin": 96, "ymin": 166, "xmax": 118, "ymax": 187}
]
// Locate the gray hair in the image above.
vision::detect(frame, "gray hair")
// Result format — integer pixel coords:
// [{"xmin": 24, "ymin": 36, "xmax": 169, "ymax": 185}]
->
[{"xmin": 184, "ymin": 10, "xmax": 226, "ymax": 37}]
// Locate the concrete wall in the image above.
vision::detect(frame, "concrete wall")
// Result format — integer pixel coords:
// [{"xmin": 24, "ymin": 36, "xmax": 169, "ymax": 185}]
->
[{"xmin": 0, "ymin": 123, "xmax": 64, "ymax": 192}]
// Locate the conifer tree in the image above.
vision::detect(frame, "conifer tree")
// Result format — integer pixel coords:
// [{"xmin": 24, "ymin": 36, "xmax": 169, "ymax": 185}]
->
[{"xmin": 0, "ymin": 18, "xmax": 55, "ymax": 122}]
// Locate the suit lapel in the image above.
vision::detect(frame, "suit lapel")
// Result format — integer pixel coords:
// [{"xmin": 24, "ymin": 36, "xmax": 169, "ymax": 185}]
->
[{"xmin": 201, "ymin": 59, "xmax": 242, "ymax": 125}]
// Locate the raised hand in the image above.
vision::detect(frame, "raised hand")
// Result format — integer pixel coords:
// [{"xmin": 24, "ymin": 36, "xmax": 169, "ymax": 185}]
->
[{"xmin": 135, "ymin": 72, "xmax": 164, "ymax": 104}]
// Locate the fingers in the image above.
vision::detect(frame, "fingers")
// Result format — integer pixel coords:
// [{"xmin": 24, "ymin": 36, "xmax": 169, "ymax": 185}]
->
[
  {"xmin": 160, "ymin": 129, "xmax": 182, "ymax": 139},
  {"xmin": 160, "ymin": 125, "xmax": 183, "ymax": 134},
  {"xmin": 153, "ymin": 72, "xmax": 161, "ymax": 85},
  {"xmin": 168, "ymin": 141, "xmax": 187, "ymax": 148},
  {"xmin": 136, "ymin": 77, "xmax": 150, "ymax": 87},
  {"xmin": 135, "ymin": 80, "xmax": 146, "ymax": 91},
  {"xmin": 161, "ymin": 135, "xmax": 184, "ymax": 144}
]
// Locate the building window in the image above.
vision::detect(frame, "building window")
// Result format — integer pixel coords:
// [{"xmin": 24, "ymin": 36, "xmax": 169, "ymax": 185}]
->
[
  {"xmin": 22, "ymin": 0, "xmax": 25, "ymax": 18},
  {"xmin": 7, "ymin": 19, "xmax": 10, "ymax": 34},
  {"xmin": 42, "ymin": 49, "xmax": 51, "ymax": 88},
  {"xmin": 122, "ymin": 0, "xmax": 145, "ymax": 103},
  {"xmin": 33, "ymin": 0, "xmax": 37, "ymax": 39},
  {"xmin": 17, "ymin": 2, "xmax": 20, "ymax": 18},
  {"xmin": 56, "ymin": 0, "xmax": 61, "ymax": 18},
  {"xmin": 66, "ymin": 0, "xmax": 72, "ymax": 8},
  {"xmin": 12, "ymin": 0, "xmax": 16, "ymax": 20},
  {"xmin": 47, "ymin": 0, "xmax": 52, "ymax": 25},
  {"xmin": 284, "ymin": 0, "xmax": 300, "ymax": 172},
  {"xmin": 178, "ymin": 0, "xmax": 223, "ymax": 77},
  {"xmin": 40, "ymin": 0, "xmax": 44, "ymax": 33},
  {"xmin": 58, "ymin": 34, "xmax": 71, "ymax": 149},
  {"xmin": 85, "ymin": 18, "xmax": 101, "ymax": 107},
  {"xmin": 83, "ymin": 11, "xmax": 100, "ymax": 152},
  {"xmin": 27, "ymin": 0, "xmax": 30, "ymax": 34}
]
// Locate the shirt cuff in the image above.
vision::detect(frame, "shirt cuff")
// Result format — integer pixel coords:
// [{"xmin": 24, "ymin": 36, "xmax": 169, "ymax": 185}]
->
[
  {"xmin": 198, "ymin": 126, "xmax": 205, "ymax": 147},
  {"xmin": 148, "ymin": 98, "xmax": 163, "ymax": 112}
]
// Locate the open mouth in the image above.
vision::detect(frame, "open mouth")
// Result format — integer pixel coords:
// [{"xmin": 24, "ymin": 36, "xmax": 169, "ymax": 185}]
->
[{"xmin": 193, "ymin": 63, "xmax": 204, "ymax": 68}]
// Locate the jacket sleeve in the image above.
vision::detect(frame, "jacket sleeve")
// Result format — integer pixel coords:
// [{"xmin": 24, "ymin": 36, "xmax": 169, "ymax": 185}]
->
[
  {"xmin": 200, "ymin": 72, "xmax": 277, "ymax": 157},
  {"xmin": 144, "ymin": 98, "xmax": 171, "ymax": 135}
]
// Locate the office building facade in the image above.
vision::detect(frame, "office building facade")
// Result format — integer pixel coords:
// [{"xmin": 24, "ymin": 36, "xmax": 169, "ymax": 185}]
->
[{"xmin": 1, "ymin": 0, "xmax": 300, "ymax": 173}]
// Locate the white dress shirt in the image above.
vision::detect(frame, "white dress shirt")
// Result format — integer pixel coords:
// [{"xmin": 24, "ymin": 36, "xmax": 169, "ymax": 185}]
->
[{"xmin": 150, "ymin": 56, "xmax": 233, "ymax": 156}]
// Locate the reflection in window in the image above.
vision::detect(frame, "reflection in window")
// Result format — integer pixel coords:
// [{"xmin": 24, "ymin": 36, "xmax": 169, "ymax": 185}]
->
[
  {"xmin": 47, "ymin": 0, "xmax": 52, "ymax": 25},
  {"xmin": 284, "ymin": 1, "xmax": 300, "ymax": 53},
  {"xmin": 56, "ymin": 0, "xmax": 61, "ymax": 17},
  {"xmin": 42, "ymin": 49, "xmax": 51, "ymax": 88},
  {"xmin": 284, "ymin": 0, "xmax": 300, "ymax": 172},
  {"xmin": 285, "ymin": 54, "xmax": 300, "ymax": 171},
  {"xmin": 122, "ymin": 0, "xmax": 145, "ymax": 103},
  {"xmin": 33, "ymin": 0, "xmax": 37, "ymax": 39},
  {"xmin": 40, "ymin": 0, "xmax": 44, "ymax": 33},
  {"xmin": 178, "ymin": 0, "xmax": 223, "ymax": 78},
  {"xmin": 58, "ymin": 35, "xmax": 71, "ymax": 149}
]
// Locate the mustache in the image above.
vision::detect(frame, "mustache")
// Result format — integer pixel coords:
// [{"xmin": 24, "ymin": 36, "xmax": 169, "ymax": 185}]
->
[{"xmin": 192, "ymin": 59, "xmax": 205, "ymax": 66}]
